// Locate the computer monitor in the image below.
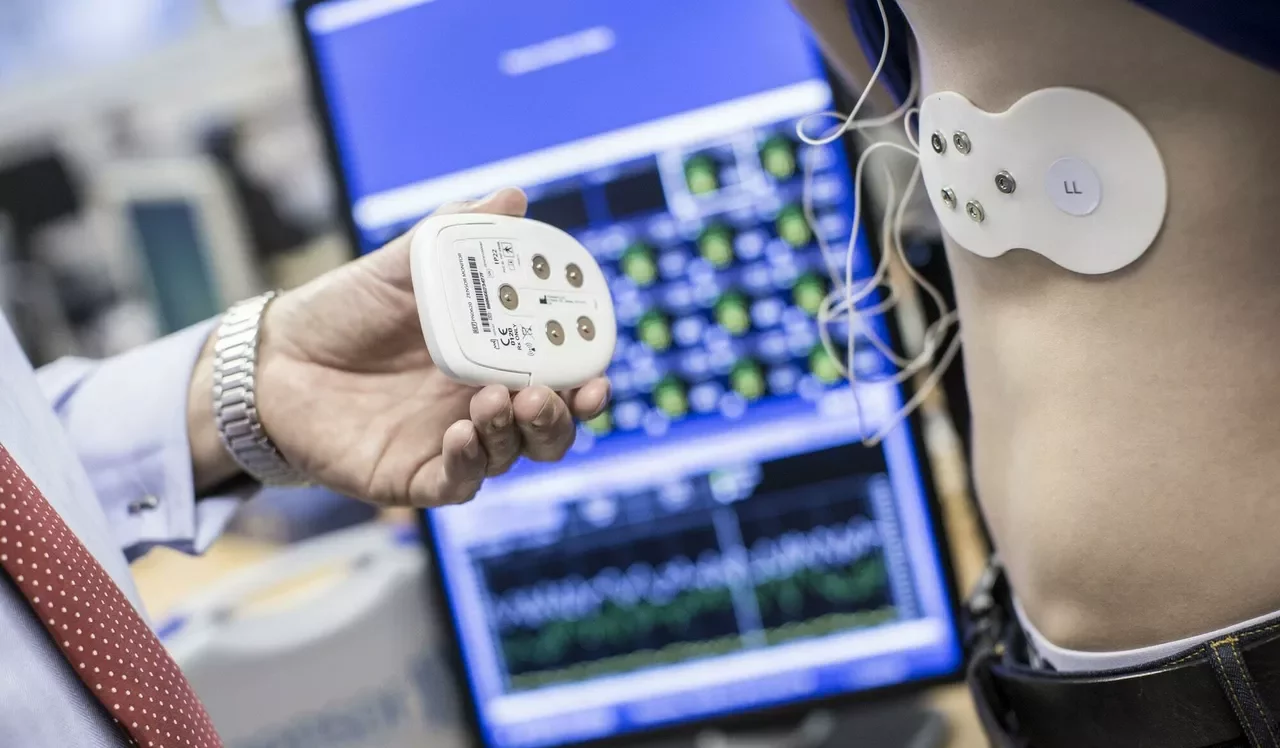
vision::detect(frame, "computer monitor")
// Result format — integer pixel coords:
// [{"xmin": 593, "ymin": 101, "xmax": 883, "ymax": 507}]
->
[
  {"xmin": 100, "ymin": 158, "xmax": 262, "ymax": 334},
  {"xmin": 296, "ymin": 2, "xmax": 964, "ymax": 747}
]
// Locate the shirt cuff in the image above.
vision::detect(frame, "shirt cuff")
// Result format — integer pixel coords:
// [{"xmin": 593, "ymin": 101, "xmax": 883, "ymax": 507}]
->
[{"xmin": 51, "ymin": 320, "xmax": 257, "ymax": 559}]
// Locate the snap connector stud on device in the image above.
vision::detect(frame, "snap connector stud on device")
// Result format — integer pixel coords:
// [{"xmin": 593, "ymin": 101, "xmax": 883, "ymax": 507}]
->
[
  {"xmin": 565, "ymin": 263, "xmax": 583, "ymax": 288},
  {"xmin": 953, "ymin": 131, "xmax": 972, "ymax": 155},
  {"xmin": 994, "ymin": 170, "xmax": 1016, "ymax": 194},
  {"xmin": 498, "ymin": 284, "xmax": 519, "ymax": 310},
  {"xmin": 930, "ymin": 131, "xmax": 946, "ymax": 154},
  {"xmin": 966, "ymin": 200, "xmax": 985, "ymax": 223},
  {"xmin": 532, "ymin": 254, "xmax": 550, "ymax": 279},
  {"xmin": 546, "ymin": 320, "xmax": 565, "ymax": 345},
  {"xmin": 941, "ymin": 188, "xmax": 957, "ymax": 210},
  {"xmin": 577, "ymin": 316, "xmax": 596, "ymax": 341}
]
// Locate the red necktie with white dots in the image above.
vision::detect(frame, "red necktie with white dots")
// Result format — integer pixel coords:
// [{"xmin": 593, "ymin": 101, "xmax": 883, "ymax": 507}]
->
[{"xmin": 0, "ymin": 446, "xmax": 222, "ymax": 748}]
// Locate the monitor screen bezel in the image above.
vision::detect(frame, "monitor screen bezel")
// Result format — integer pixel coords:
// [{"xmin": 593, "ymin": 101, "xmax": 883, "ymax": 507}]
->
[{"xmin": 291, "ymin": 2, "xmax": 966, "ymax": 745}]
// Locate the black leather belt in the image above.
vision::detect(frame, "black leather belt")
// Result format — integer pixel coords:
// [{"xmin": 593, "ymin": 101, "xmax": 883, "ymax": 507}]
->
[{"xmin": 965, "ymin": 561, "xmax": 1280, "ymax": 748}]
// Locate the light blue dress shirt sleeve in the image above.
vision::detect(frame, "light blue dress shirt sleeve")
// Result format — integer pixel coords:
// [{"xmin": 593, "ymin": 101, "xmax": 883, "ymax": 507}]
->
[{"xmin": 35, "ymin": 320, "xmax": 253, "ymax": 560}]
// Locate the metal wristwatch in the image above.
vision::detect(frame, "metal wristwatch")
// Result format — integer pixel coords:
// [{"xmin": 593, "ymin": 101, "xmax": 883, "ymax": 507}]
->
[{"xmin": 211, "ymin": 291, "xmax": 310, "ymax": 486}]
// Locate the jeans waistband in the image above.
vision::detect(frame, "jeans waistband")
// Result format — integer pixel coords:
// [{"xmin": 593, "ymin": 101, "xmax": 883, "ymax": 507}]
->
[{"xmin": 964, "ymin": 558, "xmax": 1280, "ymax": 748}]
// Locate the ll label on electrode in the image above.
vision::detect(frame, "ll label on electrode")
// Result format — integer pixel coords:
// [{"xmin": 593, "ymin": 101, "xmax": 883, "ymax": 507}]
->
[{"xmin": 1046, "ymin": 157, "xmax": 1102, "ymax": 216}]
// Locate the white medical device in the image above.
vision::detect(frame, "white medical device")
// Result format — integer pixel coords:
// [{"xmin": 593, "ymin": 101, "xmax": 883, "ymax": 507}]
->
[
  {"xmin": 99, "ymin": 157, "xmax": 263, "ymax": 332},
  {"xmin": 410, "ymin": 214, "xmax": 617, "ymax": 390},
  {"xmin": 164, "ymin": 523, "xmax": 468, "ymax": 748},
  {"xmin": 917, "ymin": 87, "xmax": 1168, "ymax": 275}
]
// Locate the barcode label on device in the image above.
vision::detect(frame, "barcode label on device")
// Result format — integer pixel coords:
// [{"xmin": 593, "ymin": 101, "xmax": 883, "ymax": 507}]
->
[{"xmin": 468, "ymin": 256, "xmax": 493, "ymax": 332}]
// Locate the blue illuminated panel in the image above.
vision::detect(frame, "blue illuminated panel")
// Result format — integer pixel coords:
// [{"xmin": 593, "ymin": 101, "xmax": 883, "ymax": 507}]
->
[{"xmin": 305, "ymin": 2, "xmax": 961, "ymax": 747}]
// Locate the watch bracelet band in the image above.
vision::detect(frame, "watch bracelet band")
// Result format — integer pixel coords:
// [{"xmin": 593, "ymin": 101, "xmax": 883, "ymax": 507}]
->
[{"xmin": 212, "ymin": 291, "xmax": 310, "ymax": 486}]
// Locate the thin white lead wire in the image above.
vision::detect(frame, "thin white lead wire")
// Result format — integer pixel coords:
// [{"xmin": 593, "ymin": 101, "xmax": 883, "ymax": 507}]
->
[
  {"xmin": 793, "ymin": 0, "xmax": 962, "ymax": 446},
  {"xmin": 794, "ymin": 0, "xmax": 897, "ymax": 148}
]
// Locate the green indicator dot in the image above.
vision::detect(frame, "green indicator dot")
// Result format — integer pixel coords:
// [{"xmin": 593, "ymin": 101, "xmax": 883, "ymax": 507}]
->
[
  {"xmin": 793, "ymin": 273, "xmax": 827, "ymax": 317},
  {"xmin": 685, "ymin": 155, "xmax": 719, "ymax": 195},
  {"xmin": 760, "ymin": 136, "xmax": 797, "ymax": 180},
  {"xmin": 809, "ymin": 345, "xmax": 843, "ymax": 384},
  {"xmin": 637, "ymin": 311, "xmax": 672, "ymax": 351},
  {"xmin": 730, "ymin": 360, "xmax": 766, "ymax": 401},
  {"xmin": 776, "ymin": 206, "xmax": 812, "ymax": 248},
  {"xmin": 621, "ymin": 243, "xmax": 658, "ymax": 287},
  {"xmin": 698, "ymin": 225, "xmax": 735, "ymax": 269},
  {"xmin": 653, "ymin": 377, "xmax": 689, "ymax": 418},
  {"xmin": 584, "ymin": 410, "xmax": 613, "ymax": 436},
  {"xmin": 714, "ymin": 292, "xmax": 751, "ymax": 336}
]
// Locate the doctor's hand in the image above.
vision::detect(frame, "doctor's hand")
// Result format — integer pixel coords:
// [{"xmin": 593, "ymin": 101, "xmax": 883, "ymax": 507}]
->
[{"xmin": 188, "ymin": 188, "xmax": 610, "ymax": 507}]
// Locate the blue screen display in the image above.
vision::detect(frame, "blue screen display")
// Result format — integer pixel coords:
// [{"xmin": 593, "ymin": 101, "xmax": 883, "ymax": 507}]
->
[{"xmin": 305, "ymin": 2, "xmax": 962, "ymax": 746}]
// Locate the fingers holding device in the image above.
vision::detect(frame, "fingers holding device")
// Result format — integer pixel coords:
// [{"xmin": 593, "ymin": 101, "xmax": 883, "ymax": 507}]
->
[
  {"xmin": 410, "ymin": 213, "xmax": 618, "ymax": 391},
  {"xmin": 240, "ymin": 189, "xmax": 611, "ymax": 509}
]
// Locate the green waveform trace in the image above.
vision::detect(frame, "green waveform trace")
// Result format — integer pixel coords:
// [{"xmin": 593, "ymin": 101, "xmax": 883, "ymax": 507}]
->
[
  {"xmin": 502, "ymin": 586, "xmax": 736, "ymax": 673},
  {"xmin": 499, "ymin": 554, "xmax": 897, "ymax": 692},
  {"xmin": 762, "ymin": 608, "xmax": 899, "ymax": 646},
  {"xmin": 509, "ymin": 636, "xmax": 745, "ymax": 691},
  {"xmin": 754, "ymin": 554, "xmax": 889, "ymax": 619}
]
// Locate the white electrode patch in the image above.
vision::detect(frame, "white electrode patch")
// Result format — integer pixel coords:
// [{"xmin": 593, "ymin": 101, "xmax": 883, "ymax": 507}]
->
[{"xmin": 918, "ymin": 87, "xmax": 1167, "ymax": 275}]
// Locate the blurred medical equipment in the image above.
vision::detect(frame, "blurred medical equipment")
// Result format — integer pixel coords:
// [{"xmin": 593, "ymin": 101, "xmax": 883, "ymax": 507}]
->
[
  {"xmin": 98, "ymin": 156, "xmax": 263, "ymax": 333},
  {"xmin": 163, "ymin": 522, "xmax": 468, "ymax": 748},
  {"xmin": 0, "ymin": 148, "xmax": 90, "ymax": 362}
]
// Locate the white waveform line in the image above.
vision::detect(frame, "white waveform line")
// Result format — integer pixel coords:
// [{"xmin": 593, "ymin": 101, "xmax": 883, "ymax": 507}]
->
[{"xmin": 489, "ymin": 518, "xmax": 883, "ymax": 631}]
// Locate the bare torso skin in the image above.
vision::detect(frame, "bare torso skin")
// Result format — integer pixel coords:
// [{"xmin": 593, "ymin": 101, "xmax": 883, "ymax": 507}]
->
[{"xmin": 797, "ymin": 0, "xmax": 1280, "ymax": 651}]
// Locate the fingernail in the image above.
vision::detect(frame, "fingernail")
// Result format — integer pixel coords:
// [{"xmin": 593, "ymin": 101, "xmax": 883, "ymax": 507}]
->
[
  {"xmin": 490, "ymin": 410, "xmax": 511, "ymax": 431},
  {"xmin": 463, "ymin": 434, "xmax": 482, "ymax": 459},
  {"xmin": 532, "ymin": 394, "xmax": 555, "ymax": 427},
  {"xmin": 476, "ymin": 187, "xmax": 512, "ymax": 205},
  {"xmin": 593, "ymin": 383, "xmax": 612, "ymax": 417}
]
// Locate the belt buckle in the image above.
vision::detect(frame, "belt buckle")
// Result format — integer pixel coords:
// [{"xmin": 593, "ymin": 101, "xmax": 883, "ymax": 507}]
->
[
  {"xmin": 963, "ymin": 558, "xmax": 1006, "ymax": 655},
  {"xmin": 968, "ymin": 646, "xmax": 1028, "ymax": 748},
  {"xmin": 962, "ymin": 558, "xmax": 1030, "ymax": 747}
]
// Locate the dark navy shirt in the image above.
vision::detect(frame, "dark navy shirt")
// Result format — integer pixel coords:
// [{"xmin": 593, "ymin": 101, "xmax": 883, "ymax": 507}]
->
[
  {"xmin": 844, "ymin": 0, "xmax": 1280, "ymax": 105},
  {"xmin": 1130, "ymin": 0, "xmax": 1280, "ymax": 74}
]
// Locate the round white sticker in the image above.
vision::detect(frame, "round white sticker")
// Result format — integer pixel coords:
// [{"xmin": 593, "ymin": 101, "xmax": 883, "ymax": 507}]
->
[{"xmin": 1045, "ymin": 157, "xmax": 1102, "ymax": 216}]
